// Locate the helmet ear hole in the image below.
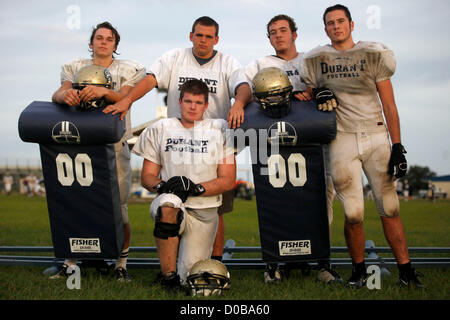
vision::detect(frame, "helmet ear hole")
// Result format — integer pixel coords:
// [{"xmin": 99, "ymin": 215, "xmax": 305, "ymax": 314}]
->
[
  {"xmin": 72, "ymin": 65, "xmax": 112, "ymax": 110},
  {"xmin": 252, "ymin": 67, "xmax": 293, "ymax": 118},
  {"xmin": 186, "ymin": 259, "xmax": 231, "ymax": 297}
]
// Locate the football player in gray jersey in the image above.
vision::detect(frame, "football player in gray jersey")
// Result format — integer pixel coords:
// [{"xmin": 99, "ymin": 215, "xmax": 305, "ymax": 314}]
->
[
  {"xmin": 51, "ymin": 22, "xmax": 146, "ymax": 282},
  {"xmin": 301, "ymin": 4, "xmax": 423, "ymax": 288}
]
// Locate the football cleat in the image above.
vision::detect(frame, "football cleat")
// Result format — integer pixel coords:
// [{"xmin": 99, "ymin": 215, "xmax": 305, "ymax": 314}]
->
[
  {"xmin": 114, "ymin": 267, "xmax": 131, "ymax": 282},
  {"xmin": 316, "ymin": 267, "xmax": 344, "ymax": 284},
  {"xmin": 398, "ymin": 268, "xmax": 425, "ymax": 289},
  {"xmin": 155, "ymin": 271, "xmax": 184, "ymax": 293},
  {"xmin": 264, "ymin": 264, "xmax": 281, "ymax": 283},
  {"xmin": 346, "ymin": 269, "xmax": 368, "ymax": 288},
  {"xmin": 48, "ymin": 264, "xmax": 73, "ymax": 279}
]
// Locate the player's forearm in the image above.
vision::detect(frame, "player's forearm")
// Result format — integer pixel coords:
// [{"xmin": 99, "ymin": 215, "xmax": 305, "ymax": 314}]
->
[
  {"xmin": 234, "ymin": 83, "xmax": 252, "ymax": 108},
  {"xmin": 377, "ymin": 79, "xmax": 401, "ymax": 144},
  {"xmin": 124, "ymin": 74, "xmax": 157, "ymax": 104},
  {"xmin": 383, "ymin": 105, "xmax": 401, "ymax": 144},
  {"xmin": 141, "ymin": 173, "xmax": 162, "ymax": 193},
  {"xmin": 103, "ymin": 89, "xmax": 127, "ymax": 103},
  {"xmin": 52, "ymin": 82, "xmax": 73, "ymax": 104},
  {"xmin": 200, "ymin": 160, "xmax": 236, "ymax": 197},
  {"xmin": 52, "ymin": 89, "xmax": 65, "ymax": 104},
  {"xmin": 200, "ymin": 175, "xmax": 235, "ymax": 197}
]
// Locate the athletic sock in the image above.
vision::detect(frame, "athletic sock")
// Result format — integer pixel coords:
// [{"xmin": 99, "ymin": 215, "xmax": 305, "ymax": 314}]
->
[
  {"xmin": 64, "ymin": 259, "xmax": 77, "ymax": 267},
  {"xmin": 318, "ymin": 259, "xmax": 330, "ymax": 269},
  {"xmin": 352, "ymin": 261, "xmax": 366, "ymax": 274},
  {"xmin": 115, "ymin": 248, "xmax": 129, "ymax": 269},
  {"xmin": 397, "ymin": 261, "xmax": 412, "ymax": 275}
]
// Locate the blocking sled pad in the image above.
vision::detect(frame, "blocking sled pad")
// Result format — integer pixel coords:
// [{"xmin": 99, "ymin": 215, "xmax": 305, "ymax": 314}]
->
[
  {"xmin": 237, "ymin": 100, "xmax": 336, "ymax": 263},
  {"xmin": 18, "ymin": 101, "xmax": 125, "ymax": 259}
]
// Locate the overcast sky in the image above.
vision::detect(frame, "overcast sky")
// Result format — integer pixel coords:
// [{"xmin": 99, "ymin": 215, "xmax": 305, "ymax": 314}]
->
[{"xmin": 1, "ymin": 0, "xmax": 449, "ymax": 178}]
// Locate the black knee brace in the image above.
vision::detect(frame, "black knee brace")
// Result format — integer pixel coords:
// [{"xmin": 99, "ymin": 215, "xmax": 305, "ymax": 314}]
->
[{"xmin": 153, "ymin": 208, "xmax": 183, "ymax": 239}]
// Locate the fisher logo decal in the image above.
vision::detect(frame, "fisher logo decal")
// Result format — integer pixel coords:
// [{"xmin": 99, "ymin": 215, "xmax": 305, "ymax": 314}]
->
[
  {"xmin": 278, "ymin": 240, "xmax": 311, "ymax": 256},
  {"xmin": 69, "ymin": 238, "xmax": 101, "ymax": 253}
]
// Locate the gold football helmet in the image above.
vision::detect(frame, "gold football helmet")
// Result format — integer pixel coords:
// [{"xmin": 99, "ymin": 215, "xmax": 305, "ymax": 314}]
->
[
  {"xmin": 72, "ymin": 65, "xmax": 112, "ymax": 110},
  {"xmin": 186, "ymin": 259, "xmax": 231, "ymax": 296},
  {"xmin": 253, "ymin": 67, "xmax": 293, "ymax": 118}
]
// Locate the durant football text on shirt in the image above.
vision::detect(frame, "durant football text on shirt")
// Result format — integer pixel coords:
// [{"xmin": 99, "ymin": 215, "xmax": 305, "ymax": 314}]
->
[
  {"xmin": 164, "ymin": 138, "xmax": 209, "ymax": 153},
  {"xmin": 178, "ymin": 77, "xmax": 218, "ymax": 93},
  {"xmin": 320, "ymin": 59, "xmax": 366, "ymax": 79}
]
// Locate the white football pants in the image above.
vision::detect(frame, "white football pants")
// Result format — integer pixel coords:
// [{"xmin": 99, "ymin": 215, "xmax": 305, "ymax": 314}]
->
[
  {"xmin": 150, "ymin": 193, "xmax": 219, "ymax": 284},
  {"xmin": 328, "ymin": 130, "xmax": 399, "ymax": 223}
]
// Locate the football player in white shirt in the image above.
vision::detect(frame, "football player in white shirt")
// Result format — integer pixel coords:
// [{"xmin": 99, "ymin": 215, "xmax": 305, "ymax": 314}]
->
[
  {"xmin": 105, "ymin": 16, "xmax": 251, "ymax": 128},
  {"xmin": 301, "ymin": 4, "xmax": 423, "ymax": 288},
  {"xmin": 245, "ymin": 14, "xmax": 340, "ymax": 285},
  {"xmin": 51, "ymin": 22, "xmax": 146, "ymax": 282},
  {"xmin": 132, "ymin": 80, "xmax": 236, "ymax": 291},
  {"xmin": 106, "ymin": 16, "xmax": 251, "ymax": 266},
  {"xmin": 245, "ymin": 14, "xmax": 309, "ymax": 98}
]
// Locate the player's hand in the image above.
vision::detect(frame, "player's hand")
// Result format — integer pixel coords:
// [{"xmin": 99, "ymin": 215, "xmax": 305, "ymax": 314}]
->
[
  {"xmin": 62, "ymin": 88, "xmax": 81, "ymax": 106},
  {"xmin": 294, "ymin": 91, "xmax": 312, "ymax": 101},
  {"xmin": 79, "ymin": 85, "xmax": 107, "ymax": 102},
  {"xmin": 103, "ymin": 97, "xmax": 132, "ymax": 121},
  {"xmin": 388, "ymin": 143, "xmax": 407, "ymax": 178},
  {"xmin": 313, "ymin": 87, "xmax": 338, "ymax": 111},
  {"xmin": 227, "ymin": 104, "xmax": 245, "ymax": 129},
  {"xmin": 163, "ymin": 176, "xmax": 205, "ymax": 202}
]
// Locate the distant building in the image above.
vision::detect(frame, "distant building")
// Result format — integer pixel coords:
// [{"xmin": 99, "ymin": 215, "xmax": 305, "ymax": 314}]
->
[{"xmin": 428, "ymin": 175, "xmax": 450, "ymax": 199}]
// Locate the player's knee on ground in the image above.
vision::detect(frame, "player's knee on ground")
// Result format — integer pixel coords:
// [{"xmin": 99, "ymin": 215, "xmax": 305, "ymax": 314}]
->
[{"xmin": 154, "ymin": 206, "xmax": 184, "ymax": 239}]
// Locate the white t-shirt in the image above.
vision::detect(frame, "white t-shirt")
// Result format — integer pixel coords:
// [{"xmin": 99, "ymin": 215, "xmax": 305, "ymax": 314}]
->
[
  {"xmin": 132, "ymin": 118, "xmax": 235, "ymax": 209},
  {"xmin": 149, "ymin": 48, "xmax": 248, "ymax": 120},
  {"xmin": 301, "ymin": 41, "xmax": 396, "ymax": 133},
  {"xmin": 245, "ymin": 53, "xmax": 306, "ymax": 92},
  {"xmin": 60, "ymin": 58, "xmax": 146, "ymax": 141}
]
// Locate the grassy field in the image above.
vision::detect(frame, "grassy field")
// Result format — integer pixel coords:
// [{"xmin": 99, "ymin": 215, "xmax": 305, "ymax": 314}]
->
[{"xmin": 0, "ymin": 194, "xmax": 449, "ymax": 301}]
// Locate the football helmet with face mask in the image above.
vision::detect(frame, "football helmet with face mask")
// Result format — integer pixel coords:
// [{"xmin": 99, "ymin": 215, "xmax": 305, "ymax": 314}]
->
[
  {"xmin": 72, "ymin": 64, "xmax": 112, "ymax": 110},
  {"xmin": 253, "ymin": 67, "xmax": 293, "ymax": 118},
  {"xmin": 186, "ymin": 259, "xmax": 231, "ymax": 296}
]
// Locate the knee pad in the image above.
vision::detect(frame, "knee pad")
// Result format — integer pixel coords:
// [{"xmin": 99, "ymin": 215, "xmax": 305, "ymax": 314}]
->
[{"xmin": 153, "ymin": 208, "xmax": 184, "ymax": 239}]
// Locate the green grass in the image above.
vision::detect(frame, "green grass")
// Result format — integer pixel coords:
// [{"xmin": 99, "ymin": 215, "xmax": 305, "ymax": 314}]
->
[{"xmin": 0, "ymin": 194, "xmax": 449, "ymax": 300}]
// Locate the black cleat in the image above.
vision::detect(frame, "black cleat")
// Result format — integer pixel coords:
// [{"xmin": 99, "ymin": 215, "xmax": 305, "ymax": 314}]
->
[
  {"xmin": 155, "ymin": 272, "xmax": 183, "ymax": 293},
  {"xmin": 347, "ymin": 270, "xmax": 368, "ymax": 288},
  {"xmin": 398, "ymin": 268, "xmax": 425, "ymax": 288},
  {"xmin": 114, "ymin": 267, "xmax": 131, "ymax": 282}
]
